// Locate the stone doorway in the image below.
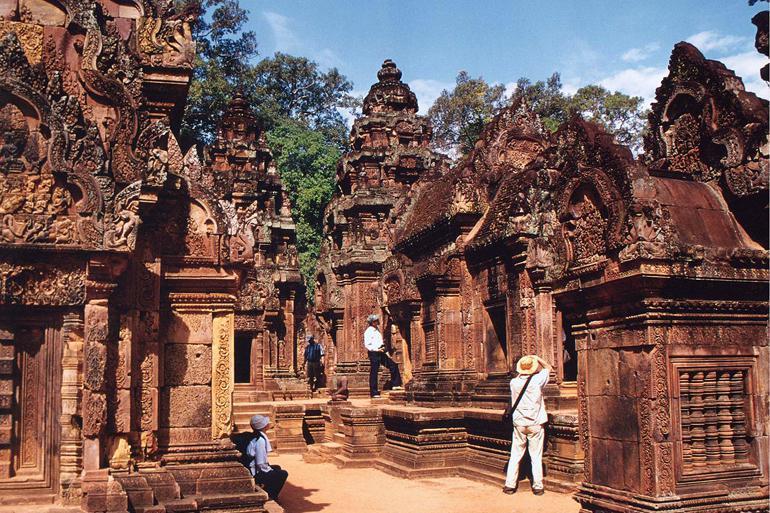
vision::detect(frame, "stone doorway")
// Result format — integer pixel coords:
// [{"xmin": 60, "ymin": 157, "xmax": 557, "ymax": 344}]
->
[
  {"xmin": 234, "ymin": 332, "xmax": 252, "ymax": 384},
  {"xmin": 0, "ymin": 314, "xmax": 62, "ymax": 502},
  {"xmin": 483, "ymin": 301, "xmax": 508, "ymax": 374}
]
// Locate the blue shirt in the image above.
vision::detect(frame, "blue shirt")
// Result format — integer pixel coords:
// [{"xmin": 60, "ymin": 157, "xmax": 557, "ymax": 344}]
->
[
  {"xmin": 246, "ymin": 434, "xmax": 272, "ymax": 475},
  {"xmin": 304, "ymin": 343, "xmax": 323, "ymax": 362}
]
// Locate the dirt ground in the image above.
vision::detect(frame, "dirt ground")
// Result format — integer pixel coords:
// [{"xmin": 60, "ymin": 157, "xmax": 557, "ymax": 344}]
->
[{"xmin": 271, "ymin": 454, "xmax": 580, "ymax": 513}]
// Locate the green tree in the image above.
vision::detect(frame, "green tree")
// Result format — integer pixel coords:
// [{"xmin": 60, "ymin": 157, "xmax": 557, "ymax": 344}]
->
[
  {"xmin": 248, "ymin": 52, "xmax": 359, "ymax": 150},
  {"xmin": 510, "ymin": 73, "xmax": 570, "ymax": 132},
  {"xmin": 511, "ymin": 72, "xmax": 647, "ymax": 152},
  {"xmin": 428, "ymin": 71, "xmax": 507, "ymax": 155},
  {"xmin": 177, "ymin": 2, "xmax": 355, "ymax": 294},
  {"xmin": 178, "ymin": 0, "xmax": 258, "ymax": 145},
  {"xmin": 569, "ymin": 85, "xmax": 647, "ymax": 151},
  {"xmin": 267, "ymin": 121, "xmax": 340, "ymax": 290}
]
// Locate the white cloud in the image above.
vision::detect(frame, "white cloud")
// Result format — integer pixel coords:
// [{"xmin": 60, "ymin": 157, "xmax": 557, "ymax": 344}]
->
[
  {"xmin": 685, "ymin": 31, "xmax": 746, "ymax": 54},
  {"xmin": 263, "ymin": 11, "xmax": 300, "ymax": 53},
  {"xmin": 622, "ymin": 42, "xmax": 661, "ymax": 63},
  {"xmin": 409, "ymin": 79, "xmax": 453, "ymax": 114},
  {"xmin": 720, "ymin": 51, "xmax": 770, "ymax": 100},
  {"xmin": 263, "ymin": 11, "xmax": 343, "ymax": 69},
  {"xmin": 316, "ymin": 48, "xmax": 343, "ymax": 69},
  {"xmin": 598, "ymin": 66, "xmax": 668, "ymax": 106}
]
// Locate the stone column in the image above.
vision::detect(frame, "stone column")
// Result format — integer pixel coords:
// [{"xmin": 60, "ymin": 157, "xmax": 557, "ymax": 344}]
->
[
  {"xmin": 82, "ymin": 285, "xmax": 114, "ymax": 471},
  {"xmin": 0, "ymin": 325, "xmax": 13, "ymax": 479},
  {"xmin": 60, "ymin": 311, "xmax": 84, "ymax": 500}
]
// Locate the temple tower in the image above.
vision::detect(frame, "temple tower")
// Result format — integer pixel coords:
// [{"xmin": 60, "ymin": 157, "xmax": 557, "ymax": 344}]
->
[
  {"xmin": 314, "ymin": 60, "xmax": 442, "ymax": 394},
  {"xmin": 203, "ymin": 93, "xmax": 305, "ymax": 400}
]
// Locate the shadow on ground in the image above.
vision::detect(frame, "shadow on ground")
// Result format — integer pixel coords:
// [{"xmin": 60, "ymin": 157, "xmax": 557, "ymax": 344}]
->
[{"xmin": 277, "ymin": 481, "xmax": 332, "ymax": 513}]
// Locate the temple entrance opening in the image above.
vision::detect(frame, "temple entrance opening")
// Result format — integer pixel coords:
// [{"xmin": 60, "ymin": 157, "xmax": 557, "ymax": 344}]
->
[{"xmin": 234, "ymin": 332, "xmax": 252, "ymax": 384}]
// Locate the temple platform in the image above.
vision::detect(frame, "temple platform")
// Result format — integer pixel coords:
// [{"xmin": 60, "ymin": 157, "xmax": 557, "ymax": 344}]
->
[{"xmin": 234, "ymin": 393, "xmax": 582, "ymax": 494}]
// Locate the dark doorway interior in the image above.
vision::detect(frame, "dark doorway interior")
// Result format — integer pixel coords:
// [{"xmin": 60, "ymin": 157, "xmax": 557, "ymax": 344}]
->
[
  {"xmin": 562, "ymin": 319, "xmax": 578, "ymax": 381},
  {"xmin": 234, "ymin": 332, "xmax": 252, "ymax": 384}
]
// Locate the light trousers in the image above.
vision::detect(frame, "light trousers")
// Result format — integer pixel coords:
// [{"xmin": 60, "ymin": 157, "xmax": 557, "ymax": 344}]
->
[{"xmin": 504, "ymin": 423, "xmax": 545, "ymax": 489}]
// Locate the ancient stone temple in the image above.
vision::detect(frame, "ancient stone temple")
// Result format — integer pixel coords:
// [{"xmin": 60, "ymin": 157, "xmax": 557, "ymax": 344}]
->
[
  {"xmin": 202, "ymin": 92, "xmax": 305, "ymax": 403},
  {"xmin": 314, "ymin": 59, "xmax": 445, "ymax": 394},
  {"xmin": 301, "ymin": 25, "xmax": 768, "ymax": 513},
  {"xmin": 0, "ymin": 1, "xmax": 302, "ymax": 511}
]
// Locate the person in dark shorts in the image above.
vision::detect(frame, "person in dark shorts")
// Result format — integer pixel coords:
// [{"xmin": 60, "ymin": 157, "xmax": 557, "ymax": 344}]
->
[{"xmin": 302, "ymin": 335, "xmax": 324, "ymax": 392}]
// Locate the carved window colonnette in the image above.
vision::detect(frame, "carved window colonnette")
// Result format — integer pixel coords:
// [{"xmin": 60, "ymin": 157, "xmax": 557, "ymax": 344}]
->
[{"xmin": 673, "ymin": 356, "xmax": 758, "ymax": 482}]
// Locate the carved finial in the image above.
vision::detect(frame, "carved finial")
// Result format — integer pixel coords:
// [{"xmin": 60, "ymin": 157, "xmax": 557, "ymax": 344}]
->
[{"xmin": 377, "ymin": 59, "xmax": 402, "ymax": 83}]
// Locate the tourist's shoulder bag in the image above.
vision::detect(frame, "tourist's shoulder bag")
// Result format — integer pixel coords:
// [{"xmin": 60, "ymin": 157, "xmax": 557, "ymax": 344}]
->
[{"xmin": 502, "ymin": 374, "xmax": 535, "ymax": 424}]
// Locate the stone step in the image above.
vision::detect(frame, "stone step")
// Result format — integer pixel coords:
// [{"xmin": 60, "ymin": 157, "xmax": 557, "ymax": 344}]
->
[
  {"xmin": 302, "ymin": 441, "xmax": 342, "ymax": 464},
  {"xmin": 264, "ymin": 500, "xmax": 285, "ymax": 513}
]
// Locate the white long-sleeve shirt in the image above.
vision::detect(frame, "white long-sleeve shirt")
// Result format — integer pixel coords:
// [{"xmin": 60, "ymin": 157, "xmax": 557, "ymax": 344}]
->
[
  {"xmin": 364, "ymin": 325, "xmax": 384, "ymax": 351},
  {"xmin": 246, "ymin": 434, "xmax": 273, "ymax": 475},
  {"xmin": 509, "ymin": 368, "xmax": 550, "ymax": 427}
]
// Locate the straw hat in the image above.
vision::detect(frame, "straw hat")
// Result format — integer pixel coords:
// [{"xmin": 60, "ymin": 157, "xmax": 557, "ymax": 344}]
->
[
  {"xmin": 516, "ymin": 355, "xmax": 539, "ymax": 375},
  {"xmin": 250, "ymin": 414, "xmax": 270, "ymax": 431}
]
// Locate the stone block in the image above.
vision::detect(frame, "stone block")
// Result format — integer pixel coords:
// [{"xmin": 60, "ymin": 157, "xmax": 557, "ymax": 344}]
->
[
  {"xmin": 161, "ymin": 386, "xmax": 211, "ymax": 428},
  {"xmin": 164, "ymin": 344, "xmax": 212, "ymax": 386},
  {"xmin": 165, "ymin": 311, "xmax": 212, "ymax": 345},
  {"xmin": 588, "ymin": 396, "xmax": 639, "ymax": 442},
  {"xmin": 586, "ymin": 349, "xmax": 619, "ymax": 397},
  {"xmin": 622, "ymin": 440, "xmax": 641, "ymax": 492},
  {"xmin": 618, "ymin": 348, "xmax": 650, "ymax": 399}
]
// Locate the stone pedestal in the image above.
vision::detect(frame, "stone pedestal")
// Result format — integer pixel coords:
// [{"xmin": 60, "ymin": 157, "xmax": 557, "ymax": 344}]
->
[
  {"xmin": 81, "ymin": 470, "xmax": 129, "ymax": 513},
  {"xmin": 544, "ymin": 411, "xmax": 583, "ymax": 492},
  {"xmin": 406, "ymin": 369, "xmax": 477, "ymax": 406},
  {"xmin": 271, "ymin": 403, "xmax": 307, "ymax": 453},
  {"xmin": 377, "ymin": 407, "xmax": 467, "ymax": 478}
]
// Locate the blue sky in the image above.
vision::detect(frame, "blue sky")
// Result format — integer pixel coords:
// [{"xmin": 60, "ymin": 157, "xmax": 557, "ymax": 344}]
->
[{"xmin": 244, "ymin": 1, "xmax": 769, "ymax": 113}]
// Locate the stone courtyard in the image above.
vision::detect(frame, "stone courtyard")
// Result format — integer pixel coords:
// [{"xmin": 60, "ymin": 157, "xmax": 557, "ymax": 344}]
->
[{"xmin": 0, "ymin": 1, "xmax": 767, "ymax": 513}]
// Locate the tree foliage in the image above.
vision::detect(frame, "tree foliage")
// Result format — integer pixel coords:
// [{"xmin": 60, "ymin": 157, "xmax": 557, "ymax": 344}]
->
[
  {"xmin": 247, "ymin": 53, "xmax": 358, "ymax": 150},
  {"xmin": 428, "ymin": 71, "xmax": 507, "ymax": 155},
  {"xmin": 267, "ymin": 121, "xmax": 340, "ymax": 289},
  {"xmin": 512, "ymin": 74, "xmax": 647, "ymax": 151},
  {"xmin": 430, "ymin": 71, "xmax": 648, "ymax": 155},
  {"xmin": 568, "ymin": 85, "xmax": 647, "ymax": 150},
  {"xmin": 178, "ymin": 0, "xmax": 257, "ymax": 145},
  {"xmin": 178, "ymin": 1, "xmax": 356, "ymax": 290},
  {"xmin": 510, "ymin": 73, "xmax": 570, "ymax": 132}
]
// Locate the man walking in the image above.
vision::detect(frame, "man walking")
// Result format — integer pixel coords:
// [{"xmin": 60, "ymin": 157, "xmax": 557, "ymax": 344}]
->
[
  {"xmin": 503, "ymin": 354, "xmax": 551, "ymax": 496},
  {"xmin": 364, "ymin": 314, "xmax": 402, "ymax": 398},
  {"xmin": 302, "ymin": 335, "xmax": 324, "ymax": 392}
]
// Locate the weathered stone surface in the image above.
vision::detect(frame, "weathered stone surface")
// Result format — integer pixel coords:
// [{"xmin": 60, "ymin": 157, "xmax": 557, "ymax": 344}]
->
[
  {"xmin": 164, "ymin": 344, "xmax": 212, "ymax": 386},
  {"xmin": 161, "ymin": 386, "xmax": 211, "ymax": 428}
]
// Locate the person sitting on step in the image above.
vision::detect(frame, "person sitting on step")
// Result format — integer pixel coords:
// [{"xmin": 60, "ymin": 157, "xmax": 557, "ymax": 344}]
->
[{"xmin": 247, "ymin": 415, "xmax": 288, "ymax": 501}]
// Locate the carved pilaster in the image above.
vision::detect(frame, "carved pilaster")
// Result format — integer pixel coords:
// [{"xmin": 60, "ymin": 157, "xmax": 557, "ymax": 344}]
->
[
  {"xmin": 0, "ymin": 325, "xmax": 13, "ymax": 479},
  {"xmin": 212, "ymin": 309, "xmax": 234, "ymax": 439},
  {"xmin": 60, "ymin": 312, "xmax": 84, "ymax": 500}
]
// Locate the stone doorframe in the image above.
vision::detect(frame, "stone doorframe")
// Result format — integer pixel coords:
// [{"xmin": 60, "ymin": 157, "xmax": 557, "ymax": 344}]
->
[{"xmin": 0, "ymin": 310, "xmax": 65, "ymax": 502}]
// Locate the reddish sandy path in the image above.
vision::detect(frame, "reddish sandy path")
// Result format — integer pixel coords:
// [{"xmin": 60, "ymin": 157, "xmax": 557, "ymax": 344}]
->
[{"xmin": 271, "ymin": 454, "xmax": 580, "ymax": 513}]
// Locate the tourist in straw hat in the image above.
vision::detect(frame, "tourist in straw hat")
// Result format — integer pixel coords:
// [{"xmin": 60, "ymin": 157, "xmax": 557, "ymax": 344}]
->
[
  {"xmin": 363, "ymin": 314, "xmax": 402, "ymax": 398},
  {"xmin": 503, "ymin": 354, "xmax": 551, "ymax": 496},
  {"xmin": 247, "ymin": 415, "xmax": 288, "ymax": 501}
]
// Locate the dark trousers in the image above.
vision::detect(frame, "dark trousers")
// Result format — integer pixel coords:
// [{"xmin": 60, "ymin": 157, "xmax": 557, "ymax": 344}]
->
[
  {"xmin": 255, "ymin": 464, "xmax": 288, "ymax": 500},
  {"xmin": 306, "ymin": 360, "xmax": 322, "ymax": 391},
  {"xmin": 368, "ymin": 350, "xmax": 402, "ymax": 396}
]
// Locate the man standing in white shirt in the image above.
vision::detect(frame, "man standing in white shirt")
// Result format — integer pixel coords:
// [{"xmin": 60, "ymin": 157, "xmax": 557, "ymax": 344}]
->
[
  {"xmin": 364, "ymin": 314, "xmax": 402, "ymax": 397},
  {"xmin": 503, "ymin": 354, "xmax": 551, "ymax": 496}
]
